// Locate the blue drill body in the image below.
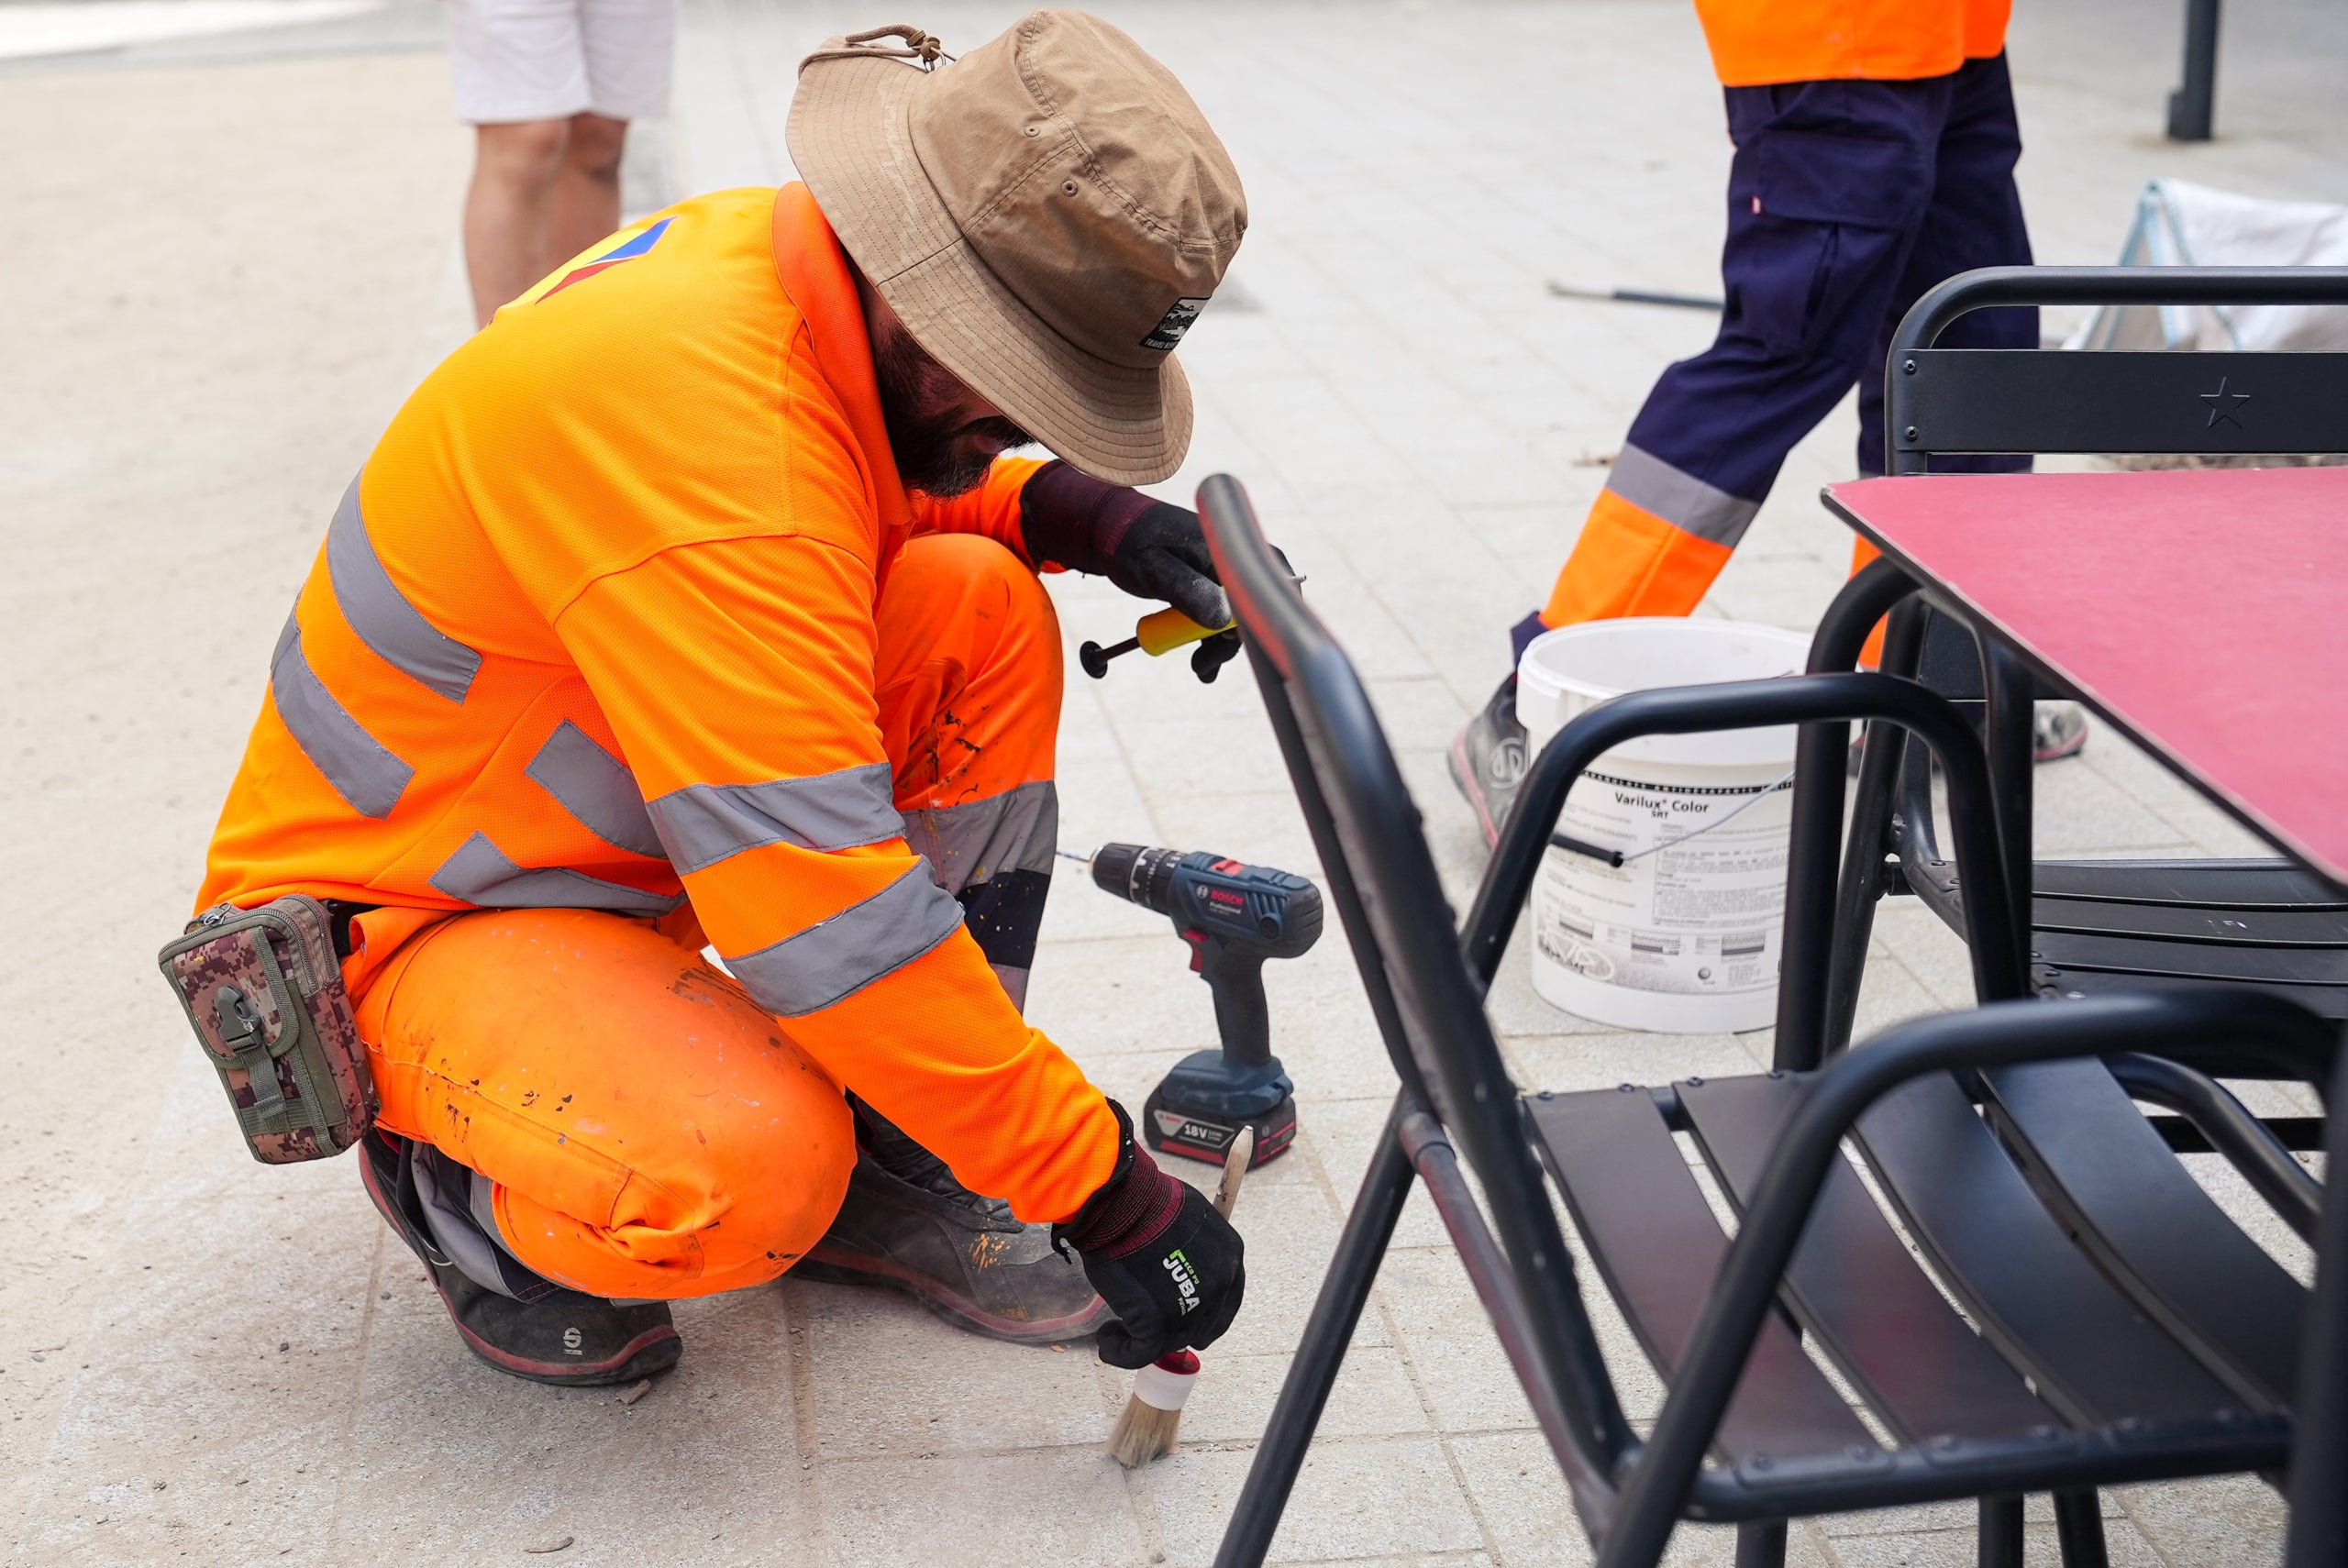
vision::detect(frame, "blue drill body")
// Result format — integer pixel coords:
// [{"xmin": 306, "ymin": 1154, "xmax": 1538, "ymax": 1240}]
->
[{"xmin": 1088, "ymin": 844, "xmax": 1323, "ymax": 1165}]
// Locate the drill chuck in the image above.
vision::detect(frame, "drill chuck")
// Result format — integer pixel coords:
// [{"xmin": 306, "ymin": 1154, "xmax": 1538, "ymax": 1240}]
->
[{"xmin": 1090, "ymin": 842, "xmax": 1184, "ymax": 918}]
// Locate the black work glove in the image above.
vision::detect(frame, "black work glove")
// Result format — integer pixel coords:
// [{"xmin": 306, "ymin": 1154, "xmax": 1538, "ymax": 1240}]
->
[
  {"xmin": 1019, "ymin": 461, "xmax": 1255, "ymax": 684},
  {"xmin": 1057, "ymin": 1102, "xmax": 1246, "ymax": 1369}
]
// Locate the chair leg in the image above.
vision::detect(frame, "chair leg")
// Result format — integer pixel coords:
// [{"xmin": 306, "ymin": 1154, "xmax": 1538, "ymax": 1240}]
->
[
  {"xmin": 1977, "ymin": 1495, "xmax": 2024, "ymax": 1568},
  {"xmin": 2284, "ymin": 1051, "xmax": 2348, "ymax": 1568},
  {"xmin": 2052, "ymin": 1488, "xmax": 2110, "ymax": 1568},
  {"xmin": 1214, "ymin": 1099, "xmax": 1418, "ymax": 1568},
  {"xmin": 1819, "ymin": 711, "xmax": 1906, "ymax": 1059},
  {"xmin": 1978, "ymin": 640, "xmax": 2035, "ymax": 987},
  {"xmin": 1733, "ymin": 1521, "xmax": 1787, "ymax": 1568}
]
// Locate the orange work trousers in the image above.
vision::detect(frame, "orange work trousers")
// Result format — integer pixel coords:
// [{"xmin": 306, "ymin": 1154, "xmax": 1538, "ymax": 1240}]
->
[{"xmin": 349, "ymin": 534, "xmax": 1064, "ymax": 1300}]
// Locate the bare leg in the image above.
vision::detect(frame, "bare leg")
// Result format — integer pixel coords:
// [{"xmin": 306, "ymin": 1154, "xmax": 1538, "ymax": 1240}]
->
[
  {"xmin": 461, "ymin": 118, "xmax": 570, "ymax": 327},
  {"xmin": 547, "ymin": 112, "xmax": 628, "ymax": 271}
]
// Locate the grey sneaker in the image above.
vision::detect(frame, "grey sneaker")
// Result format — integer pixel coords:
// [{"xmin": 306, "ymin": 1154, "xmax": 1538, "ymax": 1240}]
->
[
  {"xmin": 2033, "ymin": 701, "xmax": 2089, "ymax": 763},
  {"xmin": 797, "ymin": 1099, "xmax": 1111, "ymax": 1344},
  {"xmin": 1448, "ymin": 673, "xmax": 1530, "ymax": 847}
]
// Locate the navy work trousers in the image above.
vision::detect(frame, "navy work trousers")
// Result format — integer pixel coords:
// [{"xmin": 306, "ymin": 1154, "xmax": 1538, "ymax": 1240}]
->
[{"xmin": 1629, "ymin": 51, "xmax": 2036, "ymax": 499}]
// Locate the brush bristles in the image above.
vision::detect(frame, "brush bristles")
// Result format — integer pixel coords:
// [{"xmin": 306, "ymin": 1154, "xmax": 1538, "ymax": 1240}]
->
[{"xmin": 1107, "ymin": 1392, "xmax": 1186, "ymax": 1468}]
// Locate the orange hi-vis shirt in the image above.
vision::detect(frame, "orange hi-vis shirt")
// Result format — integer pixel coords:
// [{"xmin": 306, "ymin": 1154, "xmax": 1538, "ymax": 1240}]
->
[
  {"xmin": 199, "ymin": 183, "xmax": 1118, "ymax": 1222},
  {"xmin": 1693, "ymin": 0, "xmax": 2011, "ymax": 86}
]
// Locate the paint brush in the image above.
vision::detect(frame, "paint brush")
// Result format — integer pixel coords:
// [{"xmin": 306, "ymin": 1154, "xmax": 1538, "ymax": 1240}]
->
[{"xmin": 1106, "ymin": 1126, "xmax": 1254, "ymax": 1467}]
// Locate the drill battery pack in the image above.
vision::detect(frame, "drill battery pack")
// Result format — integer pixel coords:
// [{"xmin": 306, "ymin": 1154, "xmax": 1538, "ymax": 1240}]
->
[{"xmin": 1139, "ymin": 1047, "xmax": 1295, "ymax": 1168}]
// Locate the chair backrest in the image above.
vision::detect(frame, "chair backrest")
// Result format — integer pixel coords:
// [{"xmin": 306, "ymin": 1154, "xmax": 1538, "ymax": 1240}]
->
[
  {"xmin": 1883, "ymin": 266, "xmax": 2348, "ymax": 704},
  {"xmin": 1887, "ymin": 265, "xmax": 2348, "ymax": 473},
  {"xmin": 1193, "ymin": 473, "xmax": 1639, "ymax": 1491}
]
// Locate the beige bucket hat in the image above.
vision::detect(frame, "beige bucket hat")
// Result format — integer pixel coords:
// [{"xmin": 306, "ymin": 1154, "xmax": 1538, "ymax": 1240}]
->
[{"xmin": 788, "ymin": 12, "xmax": 1246, "ymax": 486}]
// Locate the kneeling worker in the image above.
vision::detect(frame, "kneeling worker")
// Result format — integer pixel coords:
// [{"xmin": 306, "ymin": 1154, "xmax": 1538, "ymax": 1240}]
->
[{"xmin": 194, "ymin": 13, "xmax": 1253, "ymax": 1386}]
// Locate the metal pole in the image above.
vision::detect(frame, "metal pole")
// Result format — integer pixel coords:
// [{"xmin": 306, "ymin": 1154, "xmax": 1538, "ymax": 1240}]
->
[{"xmin": 2165, "ymin": 0, "xmax": 2221, "ymax": 141}]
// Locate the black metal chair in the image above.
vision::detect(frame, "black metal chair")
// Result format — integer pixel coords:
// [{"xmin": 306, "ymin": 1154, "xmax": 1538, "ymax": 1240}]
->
[
  {"xmin": 1192, "ymin": 471, "xmax": 2338, "ymax": 1568},
  {"xmin": 1818, "ymin": 268, "xmax": 2348, "ymax": 1088}
]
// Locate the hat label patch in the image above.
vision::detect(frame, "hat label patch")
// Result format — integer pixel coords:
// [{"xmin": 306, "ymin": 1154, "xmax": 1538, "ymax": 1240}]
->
[{"xmin": 1141, "ymin": 296, "xmax": 1211, "ymax": 351}]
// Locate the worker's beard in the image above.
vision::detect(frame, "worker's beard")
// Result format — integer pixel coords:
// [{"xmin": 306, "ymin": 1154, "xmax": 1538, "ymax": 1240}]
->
[{"xmin": 870, "ymin": 315, "xmax": 1037, "ymax": 498}]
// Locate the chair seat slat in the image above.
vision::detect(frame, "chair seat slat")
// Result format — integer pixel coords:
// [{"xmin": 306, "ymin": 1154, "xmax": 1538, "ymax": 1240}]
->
[
  {"xmin": 1526, "ymin": 1088, "xmax": 1878, "ymax": 1466},
  {"xmin": 1680, "ymin": 1076, "xmax": 2057, "ymax": 1444},
  {"xmin": 1853, "ymin": 1070, "xmax": 2249, "ymax": 1424},
  {"xmin": 1981, "ymin": 1058, "xmax": 2307, "ymax": 1406}
]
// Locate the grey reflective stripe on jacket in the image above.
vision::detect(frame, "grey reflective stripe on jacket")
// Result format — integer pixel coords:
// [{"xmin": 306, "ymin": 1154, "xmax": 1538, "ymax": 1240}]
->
[
  {"xmin": 649, "ymin": 761, "xmax": 903, "ymax": 873},
  {"xmin": 270, "ymin": 613, "xmax": 414, "ymax": 819},
  {"xmin": 325, "ymin": 474, "xmax": 483, "ymax": 703},
  {"xmin": 728, "ymin": 862, "xmax": 965, "ymax": 1016},
  {"xmin": 429, "ymin": 832, "xmax": 682, "ymax": 915},
  {"xmin": 525, "ymin": 721, "xmax": 664, "ymax": 859},
  {"xmin": 901, "ymin": 779, "xmax": 1058, "ymax": 896},
  {"xmin": 1604, "ymin": 442, "xmax": 1762, "ymax": 547}
]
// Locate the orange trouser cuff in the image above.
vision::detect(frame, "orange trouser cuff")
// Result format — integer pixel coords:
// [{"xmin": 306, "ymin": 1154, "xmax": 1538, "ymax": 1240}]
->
[{"xmin": 1540, "ymin": 490, "xmax": 1735, "ymax": 629}]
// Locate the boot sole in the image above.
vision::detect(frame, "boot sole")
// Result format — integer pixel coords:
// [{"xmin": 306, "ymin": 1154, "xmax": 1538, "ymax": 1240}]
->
[
  {"xmin": 794, "ymin": 1244, "xmax": 1113, "ymax": 1345},
  {"xmin": 363, "ymin": 1132, "xmax": 682, "ymax": 1387},
  {"xmin": 437, "ymin": 1287, "xmax": 682, "ymax": 1387}
]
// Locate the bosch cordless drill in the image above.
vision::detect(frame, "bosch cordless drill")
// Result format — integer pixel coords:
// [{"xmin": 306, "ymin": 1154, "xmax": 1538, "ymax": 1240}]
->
[{"xmin": 1085, "ymin": 844, "xmax": 1323, "ymax": 1167}]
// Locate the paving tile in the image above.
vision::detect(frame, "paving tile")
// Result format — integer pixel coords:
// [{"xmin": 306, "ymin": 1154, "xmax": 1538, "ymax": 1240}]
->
[
  {"xmin": 1140, "ymin": 1343, "xmax": 1433, "ymax": 1447},
  {"xmin": 332, "ymin": 1283, "xmax": 813, "ymax": 1566},
  {"xmin": 2073, "ymin": 729, "xmax": 2279, "ymax": 857},
  {"xmin": 2030, "ymin": 753, "xmax": 2204, "ymax": 856},
  {"xmin": 1446, "ymin": 1430, "xmax": 1844, "ymax": 1568},
  {"xmin": 1830, "ymin": 1515, "xmax": 2168, "ymax": 1568},
  {"xmin": 1211, "ymin": 1182, "xmax": 1393, "ymax": 1359},
  {"xmin": 1139, "ymin": 1436, "xmax": 1485, "ymax": 1567},
  {"xmin": 1375, "ymin": 1242, "xmax": 1667, "ymax": 1434},
  {"xmin": 821, "ymin": 1447, "xmax": 1149, "ymax": 1568},
  {"xmin": 1506, "ymin": 1032, "xmax": 1768, "ymax": 1097},
  {"xmin": 2115, "ymin": 1474, "xmax": 2289, "ymax": 1567},
  {"xmin": 798, "ymin": 1281, "xmax": 1113, "ymax": 1461},
  {"xmin": 1301, "ymin": 1093, "xmax": 1453, "ymax": 1253}
]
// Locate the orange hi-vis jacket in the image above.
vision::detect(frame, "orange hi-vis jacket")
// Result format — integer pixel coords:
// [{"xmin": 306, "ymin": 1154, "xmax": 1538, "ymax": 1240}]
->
[
  {"xmin": 1693, "ymin": 0, "xmax": 2011, "ymax": 86},
  {"xmin": 199, "ymin": 183, "xmax": 1118, "ymax": 1223}
]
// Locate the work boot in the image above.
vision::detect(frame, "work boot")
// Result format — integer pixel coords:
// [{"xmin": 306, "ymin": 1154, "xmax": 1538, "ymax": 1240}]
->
[
  {"xmin": 359, "ymin": 1130, "xmax": 681, "ymax": 1387},
  {"xmin": 797, "ymin": 1099, "xmax": 1111, "ymax": 1344},
  {"xmin": 1449, "ymin": 673, "xmax": 1530, "ymax": 848}
]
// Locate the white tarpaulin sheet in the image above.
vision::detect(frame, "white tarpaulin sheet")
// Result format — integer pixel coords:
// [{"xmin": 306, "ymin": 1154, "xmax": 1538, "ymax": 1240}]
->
[{"xmin": 2071, "ymin": 178, "xmax": 2348, "ymax": 351}]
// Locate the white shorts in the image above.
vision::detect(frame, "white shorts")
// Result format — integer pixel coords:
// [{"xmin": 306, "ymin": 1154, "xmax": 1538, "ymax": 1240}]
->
[{"xmin": 448, "ymin": 0, "xmax": 677, "ymax": 125}]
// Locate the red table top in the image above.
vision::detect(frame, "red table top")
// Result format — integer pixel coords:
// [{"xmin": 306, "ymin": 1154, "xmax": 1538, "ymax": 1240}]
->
[{"xmin": 1823, "ymin": 467, "xmax": 2348, "ymax": 887}]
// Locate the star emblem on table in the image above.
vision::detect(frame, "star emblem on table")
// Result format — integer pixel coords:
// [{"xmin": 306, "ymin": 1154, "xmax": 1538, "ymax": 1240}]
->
[{"xmin": 2199, "ymin": 376, "xmax": 2251, "ymax": 428}]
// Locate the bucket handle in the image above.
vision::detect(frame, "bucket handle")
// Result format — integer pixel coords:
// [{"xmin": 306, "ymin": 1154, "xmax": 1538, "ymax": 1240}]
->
[{"xmin": 1547, "ymin": 767, "xmax": 1797, "ymax": 867}]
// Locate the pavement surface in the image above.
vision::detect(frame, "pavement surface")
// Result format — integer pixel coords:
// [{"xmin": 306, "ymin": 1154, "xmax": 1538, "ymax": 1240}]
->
[{"xmin": 4, "ymin": 2, "xmax": 2343, "ymax": 1564}]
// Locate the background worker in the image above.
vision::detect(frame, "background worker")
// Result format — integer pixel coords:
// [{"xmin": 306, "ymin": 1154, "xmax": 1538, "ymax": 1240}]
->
[
  {"xmin": 197, "ymin": 13, "xmax": 1251, "ymax": 1386},
  {"xmin": 1452, "ymin": 0, "xmax": 2084, "ymax": 845},
  {"xmin": 449, "ymin": 0, "xmax": 679, "ymax": 326}
]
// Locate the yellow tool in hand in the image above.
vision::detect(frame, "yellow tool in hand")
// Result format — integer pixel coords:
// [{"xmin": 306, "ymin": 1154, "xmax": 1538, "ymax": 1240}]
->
[{"xmin": 1078, "ymin": 606, "xmax": 1228, "ymax": 679}]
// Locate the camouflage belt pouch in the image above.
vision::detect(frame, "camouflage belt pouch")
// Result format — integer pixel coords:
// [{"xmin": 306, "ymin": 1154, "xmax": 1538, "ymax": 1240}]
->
[{"xmin": 159, "ymin": 895, "xmax": 375, "ymax": 1164}]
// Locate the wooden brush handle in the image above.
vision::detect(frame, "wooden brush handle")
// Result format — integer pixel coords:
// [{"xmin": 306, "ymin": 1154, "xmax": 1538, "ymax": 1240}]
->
[{"xmin": 1213, "ymin": 1127, "xmax": 1256, "ymax": 1220}]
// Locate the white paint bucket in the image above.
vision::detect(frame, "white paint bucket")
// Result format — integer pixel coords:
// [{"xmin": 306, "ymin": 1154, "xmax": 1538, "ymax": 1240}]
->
[{"xmin": 1515, "ymin": 618, "xmax": 1812, "ymax": 1034}]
